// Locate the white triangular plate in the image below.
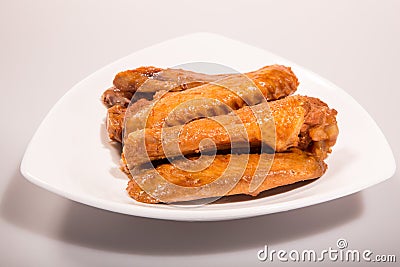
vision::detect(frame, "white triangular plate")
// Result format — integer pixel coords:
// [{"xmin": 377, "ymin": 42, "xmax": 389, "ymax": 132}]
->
[{"xmin": 21, "ymin": 33, "xmax": 396, "ymax": 221}]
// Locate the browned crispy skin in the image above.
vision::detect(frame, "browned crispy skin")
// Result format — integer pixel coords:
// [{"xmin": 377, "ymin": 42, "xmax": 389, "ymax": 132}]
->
[
  {"xmin": 106, "ymin": 105, "xmax": 125, "ymax": 143},
  {"xmin": 126, "ymin": 149, "xmax": 327, "ymax": 203},
  {"xmin": 123, "ymin": 95, "xmax": 338, "ymax": 167},
  {"xmin": 135, "ymin": 65, "xmax": 298, "ymax": 130},
  {"xmin": 105, "ymin": 94, "xmax": 173, "ymax": 142},
  {"xmin": 111, "ymin": 65, "xmax": 294, "ymax": 96},
  {"xmin": 113, "ymin": 66, "xmax": 163, "ymax": 92},
  {"xmin": 105, "ymin": 98, "xmax": 157, "ymax": 143},
  {"xmin": 101, "ymin": 67, "xmax": 163, "ymax": 109},
  {"xmin": 129, "ymin": 69, "xmax": 230, "ymax": 94},
  {"xmin": 105, "ymin": 67, "xmax": 232, "ymax": 108},
  {"xmin": 104, "ymin": 68, "xmax": 220, "ymax": 108}
]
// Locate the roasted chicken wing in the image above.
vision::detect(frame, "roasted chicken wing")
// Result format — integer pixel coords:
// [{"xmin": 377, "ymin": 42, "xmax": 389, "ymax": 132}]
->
[
  {"xmin": 123, "ymin": 96, "xmax": 338, "ymax": 167},
  {"xmin": 126, "ymin": 149, "xmax": 326, "ymax": 203}
]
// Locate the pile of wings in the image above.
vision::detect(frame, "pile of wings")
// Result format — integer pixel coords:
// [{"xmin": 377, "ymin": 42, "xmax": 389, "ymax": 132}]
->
[{"xmin": 101, "ymin": 65, "xmax": 338, "ymax": 204}]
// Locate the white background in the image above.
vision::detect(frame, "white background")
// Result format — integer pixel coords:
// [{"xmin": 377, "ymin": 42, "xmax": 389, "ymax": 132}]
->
[{"xmin": 0, "ymin": 0, "xmax": 399, "ymax": 266}]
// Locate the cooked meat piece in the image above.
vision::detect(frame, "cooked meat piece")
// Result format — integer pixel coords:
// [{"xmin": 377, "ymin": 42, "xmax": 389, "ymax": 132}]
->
[
  {"xmin": 298, "ymin": 96, "xmax": 339, "ymax": 159},
  {"xmin": 106, "ymin": 105, "xmax": 125, "ymax": 143},
  {"xmin": 104, "ymin": 67, "xmax": 228, "ymax": 109},
  {"xmin": 106, "ymin": 98, "xmax": 154, "ymax": 143},
  {"xmin": 125, "ymin": 149, "xmax": 327, "ymax": 203},
  {"xmin": 105, "ymin": 67, "xmax": 221, "ymax": 108},
  {"xmin": 102, "ymin": 87, "xmax": 159, "ymax": 108},
  {"xmin": 113, "ymin": 66, "xmax": 163, "ymax": 91},
  {"xmin": 105, "ymin": 65, "xmax": 296, "ymax": 109},
  {"xmin": 133, "ymin": 68, "xmax": 230, "ymax": 93},
  {"xmin": 124, "ymin": 65, "xmax": 299, "ymax": 133},
  {"xmin": 123, "ymin": 95, "xmax": 338, "ymax": 167},
  {"xmin": 102, "ymin": 87, "xmax": 133, "ymax": 108},
  {"xmin": 112, "ymin": 65, "xmax": 282, "ymax": 95}
]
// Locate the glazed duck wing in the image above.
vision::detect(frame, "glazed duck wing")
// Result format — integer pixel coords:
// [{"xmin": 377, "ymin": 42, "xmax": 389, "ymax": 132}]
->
[
  {"xmin": 126, "ymin": 149, "xmax": 327, "ymax": 204},
  {"xmin": 123, "ymin": 96, "xmax": 339, "ymax": 168},
  {"xmin": 102, "ymin": 65, "xmax": 297, "ymax": 108},
  {"xmin": 123, "ymin": 65, "xmax": 298, "ymax": 133},
  {"xmin": 102, "ymin": 67, "xmax": 227, "ymax": 108}
]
